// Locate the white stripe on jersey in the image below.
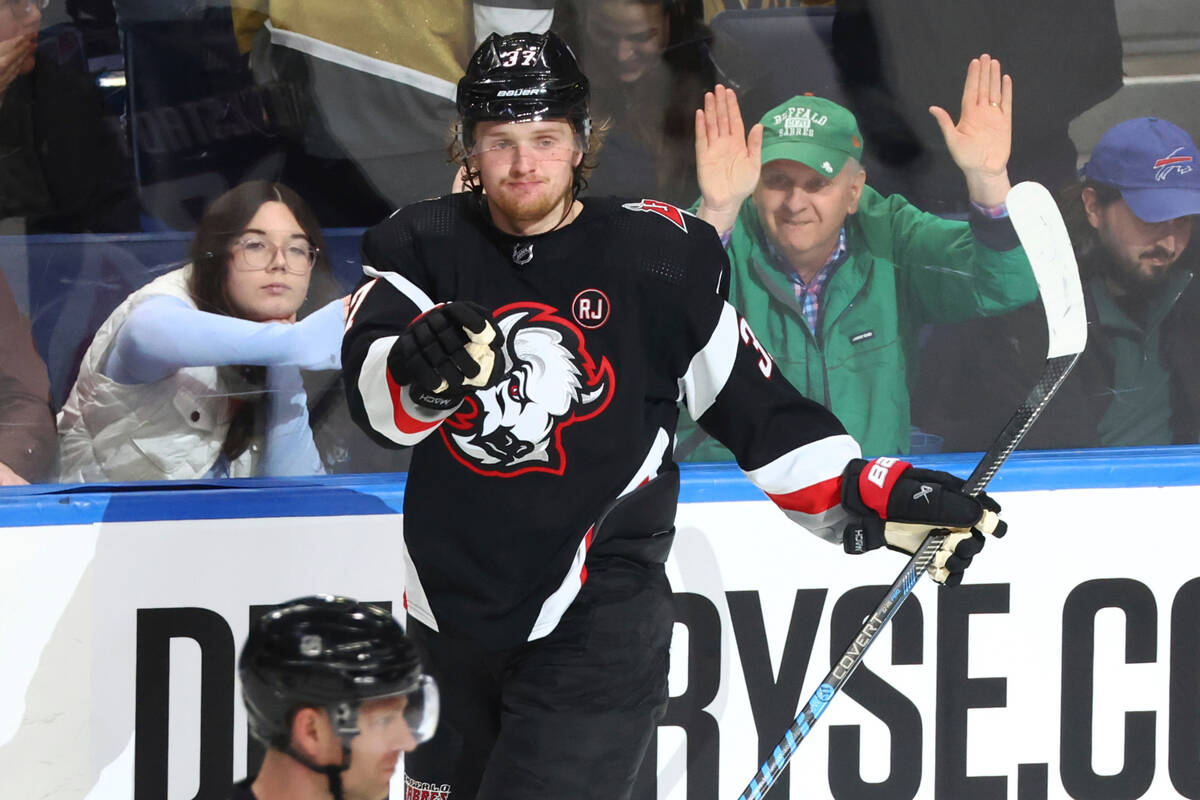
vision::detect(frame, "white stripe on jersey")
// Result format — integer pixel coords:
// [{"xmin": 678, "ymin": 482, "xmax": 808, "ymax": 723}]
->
[
  {"xmin": 363, "ymin": 265, "xmax": 437, "ymax": 313},
  {"xmin": 527, "ymin": 428, "xmax": 672, "ymax": 641},
  {"xmin": 265, "ymin": 21, "xmax": 458, "ymax": 100},
  {"xmin": 679, "ymin": 302, "xmax": 739, "ymax": 421},
  {"xmin": 745, "ymin": 433, "xmax": 860, "ymax": 544},
  {"xmin": 402, "ymin": 535, "xmax": 439, "ymax": 631},
  {"xmin": 744, "ymin": 433, "xmax": 860, "ymax": 496},
  {"xmin": 357, "ymin": 336, "xmax": 453, "ymax": 446}
]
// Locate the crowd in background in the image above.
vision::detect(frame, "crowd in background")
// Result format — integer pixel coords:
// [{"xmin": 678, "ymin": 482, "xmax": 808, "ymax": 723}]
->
[{"xmin": 1, "ymin": 0, "xmax": 1197, "ymax": 487}]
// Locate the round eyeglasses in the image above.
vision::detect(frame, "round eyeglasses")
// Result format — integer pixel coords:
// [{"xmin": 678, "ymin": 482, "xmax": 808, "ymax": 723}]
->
[{"xmin": 231, "ymin": 234, "xmax": 317, "ymax": 275}]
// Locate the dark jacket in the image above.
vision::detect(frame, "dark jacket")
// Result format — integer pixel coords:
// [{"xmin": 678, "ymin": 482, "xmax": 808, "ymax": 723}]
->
[
  {"xmin": 0, "ymin": 58, "xmax": 140, "ymax": 233},
  {"xmin": 832, "ymin": 0, "xmax": 1122, "ymax": 213},
  {"xmin": 914, "ymin": 250, "xmax": 1200, "ymax": 451}
]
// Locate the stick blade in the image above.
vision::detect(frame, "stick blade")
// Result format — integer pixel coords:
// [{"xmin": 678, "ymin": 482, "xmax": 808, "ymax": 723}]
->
[{"xmin": 1006, "ymin": 181, "xmax": 1088, "ymax": 358}]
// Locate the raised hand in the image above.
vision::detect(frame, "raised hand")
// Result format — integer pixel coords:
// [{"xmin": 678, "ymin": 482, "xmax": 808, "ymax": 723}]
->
[
  {"xmin": 0, "ymin": 32, "xmax": 35, "ymax": 97},
  {"xmin": 695, "ymin": 84, "xmax": 763, "ymax": 235},
  {"xmin": 928, "ymin": 54, "xmax": 1013, "ymax": 207}
]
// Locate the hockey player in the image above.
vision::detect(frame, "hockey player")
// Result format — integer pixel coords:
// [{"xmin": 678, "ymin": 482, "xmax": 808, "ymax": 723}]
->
[
  {"xmin": 342, "ymin": 30, "xmax": 1007, "ymax": 800},
  {"xmin": 231, "ymin": 595, "xmax": 438, "ymax": 800}
]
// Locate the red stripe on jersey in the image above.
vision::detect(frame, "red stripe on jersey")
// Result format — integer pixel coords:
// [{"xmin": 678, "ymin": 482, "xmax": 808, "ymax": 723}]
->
[
  {"xmin": 385, "ymin": 368, "xmax": 444, "ymax": 435},
  {"xmin": 767, "ymin": 475, "xmax": 843, "ymax": 514},
  {"xmin": 580, "ymin": 525, "xmax": 596, "ymax": 585},
  {"xmin": 858, "ymin": 457, "xmax": 913, "ymax": 518}
]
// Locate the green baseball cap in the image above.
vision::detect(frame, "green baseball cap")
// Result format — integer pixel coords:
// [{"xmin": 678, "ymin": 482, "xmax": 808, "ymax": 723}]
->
[{"xmin": 759, "ymin": 95, "xmax": 863, "ymax": 177}]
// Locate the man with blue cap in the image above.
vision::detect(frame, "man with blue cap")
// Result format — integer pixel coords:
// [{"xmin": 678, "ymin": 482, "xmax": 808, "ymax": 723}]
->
[{"xmin": 917, "ymin": 116, "xmax": 1200, "ymax": 449}]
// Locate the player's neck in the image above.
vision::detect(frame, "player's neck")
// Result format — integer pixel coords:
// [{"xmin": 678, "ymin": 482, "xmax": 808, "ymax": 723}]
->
[
  {"xmin": 489, "ymin": 197, "xmax": 583, "ymax": 237},
  {"xmin": 250, "ymin": 750, "xmax": 332, "ymax": 800}
]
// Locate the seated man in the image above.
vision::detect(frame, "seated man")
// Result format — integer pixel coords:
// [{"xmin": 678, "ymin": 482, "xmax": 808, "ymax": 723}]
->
[
  {"xmin": 232, "ymin": 595, "xmax": 439, "ymax": 800},
  {"xmin": 915, "ymin": 117, "xmax": 1200, "ymax": 450},
  {"xmin": 677, "ymin": 55, "xmax": 1038, "ymax": 459}
]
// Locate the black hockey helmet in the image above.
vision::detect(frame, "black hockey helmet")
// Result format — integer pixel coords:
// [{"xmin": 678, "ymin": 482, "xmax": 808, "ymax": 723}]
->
[
  {"xmin": 456, "ymin": 30, "xmax": 591, "ymax": 149},
  {"xmin": 239, "ymin": 595, "xmax": 437, "ymax": 752}
]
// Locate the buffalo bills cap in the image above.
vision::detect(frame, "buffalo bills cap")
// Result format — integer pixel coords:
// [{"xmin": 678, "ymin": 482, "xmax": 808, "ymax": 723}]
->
[{"xmin": 1081, "ymin": 117, "xmax": 1200, "ymax": 223}]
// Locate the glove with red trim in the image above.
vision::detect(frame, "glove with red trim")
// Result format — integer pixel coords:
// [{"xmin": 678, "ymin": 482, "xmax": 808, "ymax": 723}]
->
[
  {"xmin": 840, "ymin": 457, "xmax": 1006, "ymax": 586},
  {"xmin": 388, "ymin": 302, "xmax": 504, "ymax": 411}
]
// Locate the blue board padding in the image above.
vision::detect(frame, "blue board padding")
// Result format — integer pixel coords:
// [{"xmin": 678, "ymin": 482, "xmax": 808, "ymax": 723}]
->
[{"xmin": 1, "ymin": 446, "xmax": 1197, "ymax": 528}]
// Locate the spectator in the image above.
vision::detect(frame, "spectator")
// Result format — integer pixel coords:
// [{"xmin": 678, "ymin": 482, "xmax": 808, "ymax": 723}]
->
[
  {"xmin": 831, "ymin": 0, "xmax": 1121, "ymax": 214},
  {"xmin": 561, "ymin": 0, "xmax": 724, "ymax": 206},
  {"xmin": 230, "ymin": 0, "xmax": 556, "ymax": 226},
  {"xmin": 56, "ymin": 180, "xmax": 346, "ymax": 483},
  {"xmin": 0, "ymin": 266, "xmax": 54, "ymax": 483},
  {"xmin": 0, "ymin": 0, "xmax": 140, "ymax": 233},
  {"xmin": 915, "ymin": 117, "xmax": 1200, "ymax": 450},
  {"xmin": 233, "ymin": 595, "xmax": 438, "ymax": 800},
  {"xmin": 678, "ymin": 56, "xmax": 1038, "ymax": 460}
]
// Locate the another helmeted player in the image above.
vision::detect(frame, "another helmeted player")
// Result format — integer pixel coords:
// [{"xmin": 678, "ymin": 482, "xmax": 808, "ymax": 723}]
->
[
  {"xmin": 342, "ymin": 30, "xmax": 1007, "ymax": 800},
  {"xmin": 231, "ymin": 595, "xmax": 438, "ymax": 800}
]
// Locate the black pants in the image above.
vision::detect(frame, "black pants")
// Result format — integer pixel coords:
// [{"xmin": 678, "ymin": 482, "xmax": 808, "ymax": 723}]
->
[{"xmin": 404, "ymin": 559, "xmax": 673, "ymax": 800}]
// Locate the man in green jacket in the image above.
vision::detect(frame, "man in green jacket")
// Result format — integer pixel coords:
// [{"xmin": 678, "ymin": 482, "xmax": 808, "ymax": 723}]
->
[{"xmin": 677, "ymin": 54, "xmax": 1038, "ymax": 459}]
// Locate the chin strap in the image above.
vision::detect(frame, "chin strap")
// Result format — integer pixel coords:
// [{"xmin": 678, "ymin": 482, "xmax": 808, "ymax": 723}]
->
[{"xmin": 283, "ymin": 744, "xmax": 350, "ymax": 800}]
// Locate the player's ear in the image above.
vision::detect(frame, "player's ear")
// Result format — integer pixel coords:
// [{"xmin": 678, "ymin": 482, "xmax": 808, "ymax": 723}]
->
[
  {"xmin": 846, "ymin": 163, "xmax": 866, "ymax": 214},
  {"xmin": 1081, "ymin": 186, "xmax": 1102, "ymax": 230},
  {"xmin": 290, "ymin": 706, "xmax": 328, "ymax": 760}
]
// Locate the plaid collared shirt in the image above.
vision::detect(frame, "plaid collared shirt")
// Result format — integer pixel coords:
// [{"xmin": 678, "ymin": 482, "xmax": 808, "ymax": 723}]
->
[{"xmin": 782, "ymin": 227, "xmax": 848, "ymax": 334}]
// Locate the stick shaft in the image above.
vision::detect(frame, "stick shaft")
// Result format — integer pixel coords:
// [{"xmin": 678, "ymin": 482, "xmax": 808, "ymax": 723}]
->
[{"xmin": 736, "ymin": 352, "xmax": 1081, "ymax": 800}]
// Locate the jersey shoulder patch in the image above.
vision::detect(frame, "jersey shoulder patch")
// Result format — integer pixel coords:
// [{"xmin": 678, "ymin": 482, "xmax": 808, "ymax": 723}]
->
[{"xmin": 621, "ymin": 198, "xmax": 694, "ymax": 233}]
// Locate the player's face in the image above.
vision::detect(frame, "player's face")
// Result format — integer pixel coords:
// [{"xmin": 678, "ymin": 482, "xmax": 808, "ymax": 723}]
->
[
  {"xmin": 341, "ymin": 696, "xmax": 419, "ymax": 800},
  {"xmin": 753, "ymin": 158, "xmax": 864, "ymax": 274},
  {"xmin": 470, "ymin": 119, "xmax": 583, "ymax": 236},
  {"xmin": 587, "ymin": 0, "xmax": 670, "ymax": 84},
  {"xmin": 223, "ymin": 201, "xmax": 314, "ymax": 323},
  {"xmin": 1085, "ymin": 189, "xmax": 1193, "ymax": 297}
]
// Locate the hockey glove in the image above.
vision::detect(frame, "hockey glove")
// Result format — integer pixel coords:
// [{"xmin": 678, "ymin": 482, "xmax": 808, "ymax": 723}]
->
[
  {"xmin": 388, "ymin": 302, "xmax": 504, "ymax": 411},
  {"xmin": 840, "ymin": 457, "xmax": 1007, "ymax": 587}
]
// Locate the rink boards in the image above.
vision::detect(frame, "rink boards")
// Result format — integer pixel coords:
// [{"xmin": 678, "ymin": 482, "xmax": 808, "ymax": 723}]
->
[{"xmin": 1, "ymin": 446, "xmax": 1199, "ymax": 800}]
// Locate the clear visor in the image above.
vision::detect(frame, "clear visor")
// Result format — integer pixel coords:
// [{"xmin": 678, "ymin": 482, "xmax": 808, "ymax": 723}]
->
[
  {"xmin": 401, "ymin": 674, "xmax": 439, "ymax": 744},
  {"xmin": 338, "ymin": 674, "xmax": 439, "ymax": 747}
]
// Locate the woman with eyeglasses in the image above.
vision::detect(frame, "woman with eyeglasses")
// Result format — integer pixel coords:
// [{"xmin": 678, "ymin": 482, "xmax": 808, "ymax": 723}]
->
[{"xmin": 57, "ymin": 181, "xmax": 348, "ymax": 483}]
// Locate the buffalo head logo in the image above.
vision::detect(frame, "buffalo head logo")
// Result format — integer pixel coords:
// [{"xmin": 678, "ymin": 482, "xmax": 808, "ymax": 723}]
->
[{"xmin": 441, "ymin": 302, "xmax": 615, "ymax": 476}]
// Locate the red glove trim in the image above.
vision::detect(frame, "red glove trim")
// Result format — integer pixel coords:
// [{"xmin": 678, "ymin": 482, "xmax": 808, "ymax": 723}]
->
[{"xmin": 857, "ymin": 457, "xmax": 913, "ymax": 519}]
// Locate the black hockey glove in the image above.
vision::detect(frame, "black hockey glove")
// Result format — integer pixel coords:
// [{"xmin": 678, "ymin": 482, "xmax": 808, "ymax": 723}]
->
[
  {"xmin": 840, "ymin": 457, "xmax": 1007, "ymax": 587},
  {"xmin": 388, "ymin": 302, "xmax": 504, "ymax": 411}
]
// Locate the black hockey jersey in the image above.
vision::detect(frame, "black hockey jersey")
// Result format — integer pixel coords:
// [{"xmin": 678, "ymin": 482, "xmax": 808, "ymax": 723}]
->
[{"xmin": 342, "ymin": 194, "xmax": 859, "ymax": 647}]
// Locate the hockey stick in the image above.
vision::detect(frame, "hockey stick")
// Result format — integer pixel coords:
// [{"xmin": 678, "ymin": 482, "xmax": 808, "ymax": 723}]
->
[{"xmin": 736, "ymin": 181, "xmax": 1088, "ymax": 800}]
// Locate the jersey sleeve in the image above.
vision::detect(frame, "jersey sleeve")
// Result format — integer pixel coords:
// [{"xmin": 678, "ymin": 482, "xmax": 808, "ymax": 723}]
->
[
  {"xmin": 341, "ymin": 219, "xmax": 458, "ymax": 449},
  {"xmin": 671, "ymin": 225, "xmax": 861, "ymax": 543}
]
